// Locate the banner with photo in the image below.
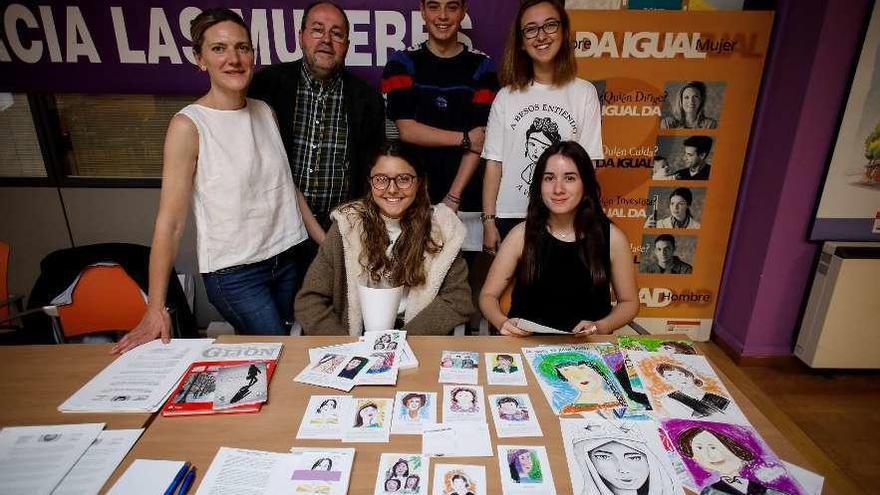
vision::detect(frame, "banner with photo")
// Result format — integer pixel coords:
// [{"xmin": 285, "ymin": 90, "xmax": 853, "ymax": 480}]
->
[{"xmin": 569, "ymin": 11, "xmax": 773, "ymax": 339}]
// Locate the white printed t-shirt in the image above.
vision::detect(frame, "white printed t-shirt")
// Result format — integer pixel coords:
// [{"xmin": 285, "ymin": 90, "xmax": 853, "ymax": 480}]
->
[{"xmin": 482, "ymin": 78, "xmax": 603, "ymax": 218}]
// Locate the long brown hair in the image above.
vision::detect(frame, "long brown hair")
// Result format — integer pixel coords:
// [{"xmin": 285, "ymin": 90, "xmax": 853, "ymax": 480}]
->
[
  {"xmin": 519, "ymin": 141, "xmax": 609, "ymax": 286},
  {"xmin": 499, "ymin": 0, "xmax": 576, "ymax": 90},
  {"xmin": 340, "ymin": 141, "xmax": 440, "ymax": 287}
]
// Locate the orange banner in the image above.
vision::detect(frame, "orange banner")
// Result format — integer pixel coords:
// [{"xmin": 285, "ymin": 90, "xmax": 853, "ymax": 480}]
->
[{"xmin": 569, "ymin": 11, "xmax": 774, "ymax": 339}]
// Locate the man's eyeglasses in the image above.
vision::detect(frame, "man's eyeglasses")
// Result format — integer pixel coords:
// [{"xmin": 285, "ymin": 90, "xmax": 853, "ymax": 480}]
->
[
  {"xmin": 370, "ymin": 174, "xmax": 416, "ymax": 190},
  {"xmin": 521, "ymin": 20, "xmax": 561, "ymax": 40},
  {"xmin": 308, "ymin": 25, "xmax": 347, "ymax": 44}
]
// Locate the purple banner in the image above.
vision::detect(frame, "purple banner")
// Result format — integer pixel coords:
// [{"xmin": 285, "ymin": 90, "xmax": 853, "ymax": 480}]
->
[{"xmin": 1, "ymin": 0, "xmax": 516, "ymax": 94}]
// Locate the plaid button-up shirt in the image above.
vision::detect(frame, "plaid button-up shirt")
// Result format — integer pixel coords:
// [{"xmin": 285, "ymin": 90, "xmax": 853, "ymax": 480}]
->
[{"xmin": 290, "ymin": 65, "xmax": 350, "ymax": 227}]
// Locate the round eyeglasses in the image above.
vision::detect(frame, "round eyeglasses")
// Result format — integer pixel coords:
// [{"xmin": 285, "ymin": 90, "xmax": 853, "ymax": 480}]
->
[
  {"xmin": 521, "ymin": 20, "xmax": 561, "ymax": 40},
  {"xmin": 370, "ymin": 173, "xmax": 416, "ymax": 190},
  {"xmin": 308, "ymin": 25, "xmax": 347, "ymax": 44}
]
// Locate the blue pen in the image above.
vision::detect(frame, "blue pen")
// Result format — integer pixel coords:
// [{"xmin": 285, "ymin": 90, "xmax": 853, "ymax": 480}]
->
[
  {"xmin": 177, "ymin": 466, "xmax": 196, "ymax": 495},
  {"xmin": 163, "ymin": 462, "xmax": 190, "ymax": 495}
]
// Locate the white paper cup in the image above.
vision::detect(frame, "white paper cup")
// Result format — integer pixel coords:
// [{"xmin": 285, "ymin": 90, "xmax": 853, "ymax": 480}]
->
[{"xmin": 358, "ymin": 285, "xmax": 403, "ymax": 332}]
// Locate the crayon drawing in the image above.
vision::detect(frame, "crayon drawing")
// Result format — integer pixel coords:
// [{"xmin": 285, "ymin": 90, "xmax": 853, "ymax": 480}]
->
[
  {"xmin": 628, "ymin": 351, "xmax": 747, "ymax": 424},
  {"xmin": 618, "ymin": 336, "xmax": 698, "ymax": 355},
  {"xmin": 523, "ymin": 346, "xmax": 628, "ymax": 415},
  {"xmin": 663, "ymin": 418, "xmax": 807, "ymax": 495}
]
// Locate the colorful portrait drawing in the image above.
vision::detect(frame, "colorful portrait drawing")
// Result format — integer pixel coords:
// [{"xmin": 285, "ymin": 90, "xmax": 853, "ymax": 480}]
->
[
  {"xmin": 368, "ymin": 351, "xmax": 396, "ymax": 374},
  {"xmin": 507, "ymin": 448, "xmax": 543, "ymax": 484},
  {"xmin": 450, "ymin": 387, "xmax": 479, "ymax": 413},
  {"xmin": 399, "ymin": 393, "xmax": 429, "ymax": 422},
  {"xmin": 441, "ymin": 351, "xmax": 479, "ymax": 369},
  {"xmin": 443, "ymin": 469, "xmax": 478, "ymax": 495},
  {"xmin": 353, "ymin": 401, "xmax": 384, "ymax": 428},
  {"xmin": 567, "ymin": 421, "xmax": 680, "ymax": 495},
  {"xmin": 522, "ymin": 116, "xmax": 562, "ymax": 184},
  {"xmin": 383, "ymin": 456, "xmax": 424, "ymax": 494},
  {"xmin": 533, "ymin": 351, "xmax": 627, "ymax": 414},
  {"xmin": 496, "ymin": 396, "xmax": 529, "ymax": 422},
  {"xmin": 591, "ymin": 343, "xmax": 651, "ymax": 412},
  {"xmin": 337, "ymin": 356, "xmax": 369, "ymax": 380},
  {"xmin": 310, "ymin": 398, "xmax": 339, "ymax": 425},
  {"xmin": 313, "ymin": 353, "xmax": 345, "ymax": 374},
  {"xmin": 631, "ymin": 353, "xmax": 744, "ymax": 423},
  {"xmin": 492, "ymin": 354, "xmax": 518, "ymax": 374},
  {"xmin": 663, "ymin": 418, "xmax": 806, "ymax": 495}
]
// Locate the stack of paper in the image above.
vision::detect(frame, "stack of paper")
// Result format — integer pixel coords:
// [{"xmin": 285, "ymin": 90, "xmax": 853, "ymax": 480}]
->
[
  {"xmin": 59, "ymin": 339, "xmax": 214, "ymax": 413},
  {"xmin": 0, "ymin": 423, "xmax": 142, "ymax": 495}
]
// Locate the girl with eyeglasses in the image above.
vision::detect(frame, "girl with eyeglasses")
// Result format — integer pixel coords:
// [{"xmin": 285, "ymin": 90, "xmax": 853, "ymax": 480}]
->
[
  {"xmin": 481, "ymin": 0, "xmax": 604, "ymax": 255},
  {"xmin": 295, "ymin": 141, "xmax": 473, "ymax": 335}
]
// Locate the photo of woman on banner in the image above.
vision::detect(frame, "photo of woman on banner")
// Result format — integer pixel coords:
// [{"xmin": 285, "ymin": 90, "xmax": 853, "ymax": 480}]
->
[
  {"xmin": 112, "ymin": 8, "xmax": 323, "ymax": 354},
  {"xmin": 644, "ymin": 186, "xmax": 704, "ymax": 229},
  {"xmin": 640, "ymin": 234, "xmax": 695, "ymax": 275},
  {"xmin": 479, "ymin": 141, "xmax": 638, "ymax": 336},
  {"xmin": 481, "ymin": 0, "xmax": 604, "ymax": 254},
  {"xmin": 660, "ymin": 81, "xmax": 724, "ymax": 130}
]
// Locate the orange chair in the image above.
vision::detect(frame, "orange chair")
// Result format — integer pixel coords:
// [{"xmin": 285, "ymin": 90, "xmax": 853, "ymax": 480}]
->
[
  {"xmin": 43, "ymin": 265, "xmax": 149, "ymax": 343},
  {"xmin": 0, "ymin": 242, "xmax": 25, "ymax": 333}
]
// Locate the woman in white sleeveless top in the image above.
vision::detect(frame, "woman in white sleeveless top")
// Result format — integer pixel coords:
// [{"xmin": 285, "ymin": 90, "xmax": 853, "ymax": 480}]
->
[{"xmin": 113, "ymin": 8, "xmax": 322, "ymax": 353}]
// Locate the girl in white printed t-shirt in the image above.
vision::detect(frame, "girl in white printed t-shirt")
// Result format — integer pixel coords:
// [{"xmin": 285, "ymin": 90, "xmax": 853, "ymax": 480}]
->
[{"xmin": 481, "ymin": 0, "xmax": 604, "ymax": 253}]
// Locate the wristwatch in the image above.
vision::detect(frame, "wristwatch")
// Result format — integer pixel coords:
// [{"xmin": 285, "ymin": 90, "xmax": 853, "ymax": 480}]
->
[
  {"xmin": 460, "ymin": 130, "xmax": 471, "ymax": 151},
  {"xmin": 481, "ymin": 213, "xmax": 496, "ymax": 222}
]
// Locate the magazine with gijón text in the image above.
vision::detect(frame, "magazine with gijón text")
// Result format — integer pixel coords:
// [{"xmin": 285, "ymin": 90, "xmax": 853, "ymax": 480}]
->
[{"xmin": 161, "ymin": 343, "xmax": 282, "ymax": 417}]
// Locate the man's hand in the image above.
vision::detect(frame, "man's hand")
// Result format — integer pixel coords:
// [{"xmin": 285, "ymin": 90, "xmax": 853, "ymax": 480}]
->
[
  {"xmin": 111, "ymin": 306, "xmax": 171, "ymax": 354},
  {"xmin": 499, "ymin": 318, "xmax": 532, "ymax": 337}
]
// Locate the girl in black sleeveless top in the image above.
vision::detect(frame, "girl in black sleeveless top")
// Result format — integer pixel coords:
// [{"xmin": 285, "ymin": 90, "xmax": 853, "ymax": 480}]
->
[{"xmin": 479, "ymin": 141, "xmax": 638, "ymax": 335}]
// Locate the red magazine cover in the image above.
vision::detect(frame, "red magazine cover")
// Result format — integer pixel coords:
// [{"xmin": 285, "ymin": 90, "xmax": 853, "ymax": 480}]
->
[{"xmin": 162, "ymin": 343, "xmax": 282, "ymax": 417}]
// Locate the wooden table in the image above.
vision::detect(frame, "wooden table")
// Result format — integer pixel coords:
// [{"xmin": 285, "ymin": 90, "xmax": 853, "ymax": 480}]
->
[
  {"xmin": 0, "ymin": 344, "xmax": 154, "ymax": 429},
  {"xmin": 102, "ymin": 336, "xmax": 835, "ymax": 494}
]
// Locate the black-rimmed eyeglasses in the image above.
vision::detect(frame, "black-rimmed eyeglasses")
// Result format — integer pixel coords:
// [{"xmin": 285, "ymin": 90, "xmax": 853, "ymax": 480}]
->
[
  {"xmin": 521, "ymin": 20, "xmax": 561, "ymax": 39},
  {"xmin": 370, "ymin": 174, "xmax": 416, "ymax": 190}
]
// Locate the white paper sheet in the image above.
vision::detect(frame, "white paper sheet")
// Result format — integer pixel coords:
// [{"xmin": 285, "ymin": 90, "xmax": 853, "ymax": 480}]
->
[
  {"xmin": 514, "ymin": 319, "xmax": 570, "ymax": 335},
  {"xmin": 52, "ymin": 428, "xmax": 143, "ymax": 495},
  {"xmin": 297, "ymin": 395, "xmax": 347, "ymax": 440},
  {"xmin": 374, "ymin": 453, "xmax": 430, "ymax": 495},
  {"xmin": 431, "ymin": 464, "xmax": 487, "ymax": 495},
  {"xmin": 485, "ymin": 353, "xmax": 528, "ymax": 386},
  {"xmin": 487, "ymin": 394, "xmax": 543, "ymax": 438},
  {"xmin": 107, "ymin": 459, "xmax": 186, "ymax": 495},
  {"xmin": 496, "ymin": 445, "xmax": 557, "ymax": 494},
  {"xmin": 439, "ymin": 351, "xmax": 480, "ymax": 385},
  {"xmin": 287, "ymin": 447, "xmax": 355, "ymax": 495},
  {"xmin": 194, "ymin": 447, "xmax": 287, "ymax": 495},
  {"xmin": 308, "ymin": 342, "xmax": 366, "ymax": 363},
  {"xmin": 392, "ymin": 391, "xmax": 438, "ymax": 435},
  {"xmin": 442, "ymin": 385, "xmax": 486, "ymax": 423},
  {"xmin": 422, "ymin": 423, "xmax": 493, "ymax": 457},
  {"xmin": 340, "ymin": 397, "xmax": 394, "ymax": 443},
  {"xmin": 0, "ymin": 423, "xmax": 105, "ymax": 495},
  {"xmin": 59, "ymin": 338, "xmax": 214, "ymax": 413}
]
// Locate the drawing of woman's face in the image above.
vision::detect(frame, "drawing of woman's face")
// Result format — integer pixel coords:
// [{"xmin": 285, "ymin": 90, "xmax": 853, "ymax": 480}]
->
[
  {"xmin": 526, "ymin": 131, "xmax": 553, "ymax": 163},
  {"xmin": 499, "ymin": 399, "xmax": 519, "ymax": 416},
  {"xmin": 452, "ymin": 475, "xmax": 468, "ymax": 491},
  {"xmin": 518, "ymin": 451, "xmax": 533, "ymax": 472},
  {"xmin": 405, "ymin": 397, "xmax": 423, "ymax": 411},
  {"xmin": 345, "ymin": 358, "xmax": 362, "ymax": 371},
  {"xmin": 318, "ymin": 399, "xmax": 337, "ymax": 413},
  {"xmin": 588, "ymin": 440, "xmax": 649, "ymax": 492},
  {"xmin": 312, "ymin": 458, "xmax": 332, "ymax": 470},
  {"xmin": 689, "ymin": 431, "xmax": 744, "ymax": 476},
  {"xmin": 661, "ymin": 368, "xmax": 696, "ymax": 389},
  {"xmin": 359, "ymin": 405, "xmax": 378, "ymax": 424},
  {"xmin": 453, "ymin": 389, "xmax": 475, "ymax": 408},
  {"xmin": 405, "ymin": 476, "xmax": 418, "ymax": 488},
  {"xmin": 558, "ymin": 363, "xmax": 606, "ymax": 395},
  {"xmin": 393, "ymin": 460, "xmax": 409, "ymax": 476}
]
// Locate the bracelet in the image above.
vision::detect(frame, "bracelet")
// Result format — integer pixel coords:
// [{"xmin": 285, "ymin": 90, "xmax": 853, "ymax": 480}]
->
[
  {"xmin": 481, "ymin": 213, "xmax": 496, "ymax": 222},
  {"xmin": 445, "ymin": 193, "xmax": 461, "ymax": 204}
]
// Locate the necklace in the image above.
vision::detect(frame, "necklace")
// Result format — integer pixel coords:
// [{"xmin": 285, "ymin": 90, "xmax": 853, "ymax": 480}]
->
[{"xmin": 547, "ymin": 225, "xmax": 574, "ymax": 240}]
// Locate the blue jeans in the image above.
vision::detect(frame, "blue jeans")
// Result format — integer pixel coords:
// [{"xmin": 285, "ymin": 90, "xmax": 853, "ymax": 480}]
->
[{"xmin": 202, "ymin": 247, "xmax": 299, "ymax": 335}]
